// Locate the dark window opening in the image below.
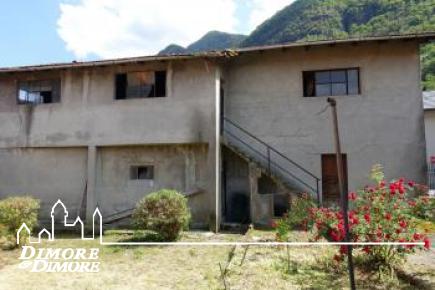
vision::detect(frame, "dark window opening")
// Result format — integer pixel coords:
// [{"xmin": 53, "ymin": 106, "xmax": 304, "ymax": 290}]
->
[
  {"xmin": 18, "ymin": 79, "xmax": 61, "ymax": 104},
  {"xmin": 130, "ymin": 165, "xmax": 154, "ymax": 180},
  {"xmin": 303, "ymin": 68, "xmax": 360, "ymax": 97},
  {"xmin": 274, "ymin": 194, "xmax": 290, "ymax": 217},
  {"xmin": 115, "ymin": 71, "xmax": 166, "ymax": 100}
]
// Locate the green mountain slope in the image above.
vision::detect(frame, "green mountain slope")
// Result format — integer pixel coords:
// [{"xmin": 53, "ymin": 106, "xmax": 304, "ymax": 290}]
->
[
  {"xmin": 187, "ymin": 31, "xmax": 246, "ymax": 52},
  {"xmin": 158, "ymin": 0, "xmax": 435, "ymax": 88},
  {"xmin": 158, "ymin": 31, "xmax": 246, "ymax": 55},
  {"xmin": 158, "ymin": 44, "xmax": 187, "ymax": 55},
  {"xmin": 241, "ymin": 0, "xmax": 435, "ymax": 89},
  {"xmin": 242, "ymin": 0, "xmax": 435, "ymax": 45}
]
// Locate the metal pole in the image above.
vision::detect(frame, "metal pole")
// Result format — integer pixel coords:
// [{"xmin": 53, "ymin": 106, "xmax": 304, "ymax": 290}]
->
[{"xmin": 327, "ymin": 98, "xmax": 356, "ymax": 290}]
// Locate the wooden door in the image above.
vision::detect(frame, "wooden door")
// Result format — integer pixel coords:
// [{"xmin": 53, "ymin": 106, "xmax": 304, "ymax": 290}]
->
[{"xmin": 321, "ymin": 154, "xmax": 347, "ymax": 201}]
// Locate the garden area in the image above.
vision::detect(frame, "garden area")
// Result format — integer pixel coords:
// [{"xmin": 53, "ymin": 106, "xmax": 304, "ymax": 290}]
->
[{"xmin": 0, "ymin": 166, "xmax": 434, "ymax": 289}]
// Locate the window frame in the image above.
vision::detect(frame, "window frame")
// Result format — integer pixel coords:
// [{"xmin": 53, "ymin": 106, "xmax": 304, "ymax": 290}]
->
[
  {"xmin": 303, "ymin": 68, "xmax": 361, "ymax": 98},
  {"xmin": 114, "ymin": 70, "xmax": 167, "ymax": 100},
  {"xmin": 16, "ymin": 78, "xmax": 62, "ymax": 105},
  {"xmin": 130, "ymin": 165, "xmax": 155, "ymax": 181}
]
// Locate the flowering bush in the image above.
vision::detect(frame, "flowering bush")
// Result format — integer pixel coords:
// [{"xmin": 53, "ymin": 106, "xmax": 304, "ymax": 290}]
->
[
  {"xmin": 276, "ymin": 193, "xmax": 316, "ymax": 241},
  {"xmin": 410, "ymin": 194, "xmax": 435, "ymax": 222},
  {"xmin": 306, "ymin": 166, "xmax": 431, "ymax": 268}
]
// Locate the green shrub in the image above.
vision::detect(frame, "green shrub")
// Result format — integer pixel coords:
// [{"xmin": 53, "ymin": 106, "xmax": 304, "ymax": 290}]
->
[
  {"xmin": 410, "ymin": 194, "xmax": 435, "ymax": 222},
  {"xmin": 276, "ymin": 193, "xmax": 316, "ymax": 241},
  {"xmin": 0, "ymin": 196, "xmax": 40, "ymax": 249},
  {"xmin": 132, "ymin": 189, "xmax": 191, "ymax": 241},
  {"xmin": 0, "ymin": 196, "xmax": 40, "ymax": 233}
]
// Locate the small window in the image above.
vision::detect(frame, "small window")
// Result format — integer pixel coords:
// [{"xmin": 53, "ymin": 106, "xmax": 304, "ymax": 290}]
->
[
  {"xmin": 18, "ymin": 79, "xmax": 61, "ymax": 104},
  {"xmin": 303, "ymin": 68, "xmax": 360, "ymax": 97},
  {"xmin": 130, "ymin": 166, "xmax": 154, "ymax": 180},
  {"xmin": 115, "ymin": 71, "xmax": 166, "ymax": 100}
]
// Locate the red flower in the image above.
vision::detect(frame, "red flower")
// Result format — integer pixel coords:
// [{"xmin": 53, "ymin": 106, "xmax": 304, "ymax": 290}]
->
[
  {"xmin": 385, "ymin": 213, "xmax": 392, "ymax": 221},
  {"xmin": 351, "ymin": 217, "xmax": 359, "ymax": 226},
  {"xmin": 348, "ymin": 192, "xmax": 357, "ymax": 201},
  {"xmin": 398, "ymin": 186, "xmax": 405, "ymax": 194},
  {"xmin": 413, "ymin": 233, "xmax": 421, "ymax": 240},
  {"xmin": 399, "ymin": 220, "xmax": 407, "ymax": 228},
  {"xmin": 379, "ymin": 180, "xmax": 386, "ymax": 188},
  {"xmin": 363, "ymin": 246, "xmax": 371, "ymax": 253},
  {"xmin": 364, "ymin": 213, "xmax": 371, "ymax": 223},
  {"xmin": 340, "ymin": 245, "xmax": 348, "ymax": 254},
  {"xmin": 424, "ymin": 238, "xmax": 431, "ymax": 250},
  {"xmin": 408, "ymin": 181, "xmax": 415, "ymax": 187},
  {"xmin": 330, "ymin": 230, "xmax": 341, "ymax": 242}
]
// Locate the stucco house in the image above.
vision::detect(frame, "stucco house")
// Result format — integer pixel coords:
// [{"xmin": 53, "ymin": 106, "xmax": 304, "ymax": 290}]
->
[{"xmin": 0, "ymin": 33, "xmax": 433, "ymax": 231}]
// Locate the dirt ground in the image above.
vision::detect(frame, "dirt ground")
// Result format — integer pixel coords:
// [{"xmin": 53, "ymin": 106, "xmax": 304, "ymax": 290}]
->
[{"xmin": 0, "ymin": 230, "xmax": 433, "ymax": 290}]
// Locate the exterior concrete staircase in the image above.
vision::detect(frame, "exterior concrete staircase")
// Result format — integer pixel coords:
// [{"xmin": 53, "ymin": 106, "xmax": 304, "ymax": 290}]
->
[{"xmin": 222, "ymin": 117, "xmax": 321, "ymax": 205}]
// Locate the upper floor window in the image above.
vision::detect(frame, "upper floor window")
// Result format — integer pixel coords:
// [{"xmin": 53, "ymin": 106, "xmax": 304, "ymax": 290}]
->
[
  {"xmin": 303, "ymin": 68, "xmax": 360, "ymax": 97},
  {"xmin": 18, "ymin": 79, "xmax": 61, "ymax": 104},
  {"xmin": 115, "ymin": 71, "xmax": 166, "ymax": 100}
]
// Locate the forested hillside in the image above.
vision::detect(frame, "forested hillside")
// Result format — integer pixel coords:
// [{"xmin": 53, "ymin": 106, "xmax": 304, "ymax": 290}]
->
[
  {"xmin": 240, "ymin": 0, "xmax": 435, "ymax": 90},
  {"xmin": 158, "ymin": 31, "xmax": 246, "ymax": 55},
  {"xmin": 242, "ymin": 0, "xmax": 434, "ymax": 45},
  {"xmin": 158, "ymin": 0, "xmax": 435, "ymax": 89}
]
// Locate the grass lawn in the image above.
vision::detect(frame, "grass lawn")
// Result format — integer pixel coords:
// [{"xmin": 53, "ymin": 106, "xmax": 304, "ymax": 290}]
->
[{"xmin": 0, "ymin": 230, "xmax": 434, "ymax": 290}]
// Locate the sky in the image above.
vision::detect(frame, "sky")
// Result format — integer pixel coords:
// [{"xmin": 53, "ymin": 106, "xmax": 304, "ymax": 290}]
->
[{"xmin": 0, "ymin": 0, "xmax": 294, "ymax": 67}]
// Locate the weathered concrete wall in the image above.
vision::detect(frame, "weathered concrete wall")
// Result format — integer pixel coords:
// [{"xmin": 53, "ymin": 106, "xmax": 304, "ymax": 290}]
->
[
  {"xmin": 0, "ymin": 147, "xmax": 87, "ymax": 220},
  {"xmin": 95, "ymin": 145, "xmax": 210, "ymax": 226},
  {"xmin": 0, "ymin": 145, "xmax": 210, "ymax": 226},
  {"xmin": 424, "ymin": 110, "xmax": 435, "ymax": 163},
  {"xmin": 0, "ymin": 59, "xmax": 219, "ymax": 228},
  {"xmin": 222, "ymin": 147, "xmax": 250, "ymax": 223},
  {"xmin": 225, "ymin": 41, "xmax": 426, "ymax": 194},
  {"xmin": 0, "ymin": 60, "xmax": 215, "ymax": 147}
]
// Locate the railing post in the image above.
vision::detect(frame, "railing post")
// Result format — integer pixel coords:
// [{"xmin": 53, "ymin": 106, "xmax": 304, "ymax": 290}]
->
[{"xmin": 267, "ymin": 147, "xmax": 271, "ymax": 174}]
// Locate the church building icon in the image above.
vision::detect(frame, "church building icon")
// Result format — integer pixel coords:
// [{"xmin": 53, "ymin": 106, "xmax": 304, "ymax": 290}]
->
[{"xmin": 17, "ymin": 199, "xmax": 103, "ymax": 245}]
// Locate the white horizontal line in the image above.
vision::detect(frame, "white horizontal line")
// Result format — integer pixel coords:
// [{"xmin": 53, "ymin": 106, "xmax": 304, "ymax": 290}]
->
[{"xmin": 101, "ymin": 242, "xmax": 425, "ymax": 246}]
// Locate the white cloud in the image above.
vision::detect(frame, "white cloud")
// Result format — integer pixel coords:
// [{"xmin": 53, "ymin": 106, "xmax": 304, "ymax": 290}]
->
[
  {"xmin": 247, "ymin": 0, "xmax": 294, "ymax": 32},
  {"xmin": 57, "ymin": 0, "xmax": 293, "ymax": 59}
]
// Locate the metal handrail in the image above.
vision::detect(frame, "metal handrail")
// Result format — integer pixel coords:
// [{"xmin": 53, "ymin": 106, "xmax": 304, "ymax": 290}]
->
[
  {"xmin": 223, "ymin": 117, "xmax": 321, "ymax": 204},
  {"xmin": 225, "ymin": 129, "xmax": 317, "ymax": 192},
  {"xmin": 223, "ymin": 117, "xmax": 320, "ymax": 181}
]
